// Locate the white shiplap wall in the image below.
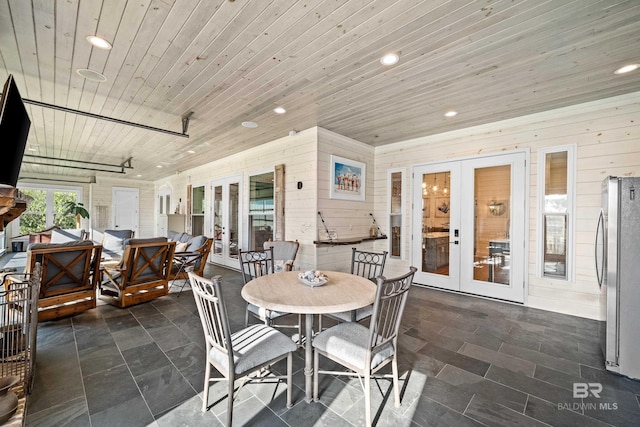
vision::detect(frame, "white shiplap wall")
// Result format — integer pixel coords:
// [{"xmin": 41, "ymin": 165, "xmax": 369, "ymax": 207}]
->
[
  {"xmin": 316, "ymin": 128, "xmax": 376, "ymax": 272},
  {"xmin": 155, "ymin": 127, "xmax": 319, "ymax": 270},
  {"xmin": 374, "ymin": 91, "xmax": 640, "ymax": 320},
  {"xmin": 153, "ymin": 127, "xmax": 376, "ymax": 273},
  {"xmin": 90, "ymin": 176, "xmax": 156, "ymax": 238}
]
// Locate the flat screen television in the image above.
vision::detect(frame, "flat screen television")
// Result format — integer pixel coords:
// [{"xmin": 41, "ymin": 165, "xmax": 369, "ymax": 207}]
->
[{"xmin": 0, "ymin": 74, "xmax": 31, "ymax": 187}]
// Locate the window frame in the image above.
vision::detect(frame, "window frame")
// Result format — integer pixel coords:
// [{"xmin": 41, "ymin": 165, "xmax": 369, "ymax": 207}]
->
[
  {"xmin": 191, "ymin": 184, "xmax": 206, "ymax": 235},
  {"xmin": 536, "ymin": 145, "xmax": 576, "ymax": 282},
  {"xmin": 248, "ymin": 170, "xmax": 275, "ymax": 249},
  {"xmin": 16, "ymin": 183, "xmax": 84, "ymax": 234},
  {"xmin": 387, "ymin": 168, "xmax": 405, "ymax": 260}
]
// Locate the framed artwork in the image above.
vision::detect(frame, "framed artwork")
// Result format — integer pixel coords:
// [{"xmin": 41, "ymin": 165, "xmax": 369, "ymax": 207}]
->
[
  {"xmin": 435, "ymin": 197, "xmax": 450, "ymax": 217},
  {"xmin": 330, "ymin": 155, "xmax": 365, "ymax": 201}
]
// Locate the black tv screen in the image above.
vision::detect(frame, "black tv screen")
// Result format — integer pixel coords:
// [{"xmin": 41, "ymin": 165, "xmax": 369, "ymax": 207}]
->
[{"xmin": 0, "ymin": 74, "xmax": 31, "ymax": 187}]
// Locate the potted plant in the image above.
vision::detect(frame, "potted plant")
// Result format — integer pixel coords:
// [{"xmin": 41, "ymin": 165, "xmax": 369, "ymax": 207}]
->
[{"xmin": 62, "ymin": 201, "xmax": 90, "ymax": 229}]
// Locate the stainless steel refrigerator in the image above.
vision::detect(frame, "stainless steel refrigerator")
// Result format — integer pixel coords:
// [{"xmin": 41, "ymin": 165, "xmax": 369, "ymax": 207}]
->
[{"xmin": 596, "ymin": 176, "xmax": 640, "ymax": 379}]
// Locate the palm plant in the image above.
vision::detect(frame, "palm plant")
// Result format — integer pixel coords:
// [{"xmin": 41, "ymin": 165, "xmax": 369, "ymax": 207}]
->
[{"xmin": 62, "ymin": 200, "xmax": 90, "ymax": 229}]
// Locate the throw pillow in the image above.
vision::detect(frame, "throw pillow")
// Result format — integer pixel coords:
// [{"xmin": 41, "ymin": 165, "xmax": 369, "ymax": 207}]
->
[{"xmin": 274, "ymin": 260, "xmax": 285, "ymax": 272}]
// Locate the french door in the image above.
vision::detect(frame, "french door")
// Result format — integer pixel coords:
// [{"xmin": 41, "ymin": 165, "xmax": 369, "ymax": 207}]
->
[
  {"xmin": 210, "ymin": 176, "xmax": 242, "ymax": 268},
  {"xmin": 412, "ymin": 152, "xmax": 526, "ymax": 302}
]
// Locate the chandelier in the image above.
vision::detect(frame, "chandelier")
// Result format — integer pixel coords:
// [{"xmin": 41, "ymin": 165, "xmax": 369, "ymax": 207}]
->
[{"xmin": 422, "ymin": 172, "xmax": 449, "ymax": 196}]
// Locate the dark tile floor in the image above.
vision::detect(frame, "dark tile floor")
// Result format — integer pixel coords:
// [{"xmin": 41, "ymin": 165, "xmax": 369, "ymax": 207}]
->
[{"xmin": 15, "ymin": 261, "xmax": 640, "ymax": 426}]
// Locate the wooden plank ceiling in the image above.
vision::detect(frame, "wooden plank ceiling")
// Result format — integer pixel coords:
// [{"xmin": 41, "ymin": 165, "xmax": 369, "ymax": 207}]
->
[{"xmin": 1, "ymin": 0, "xmax": 639, "ymax": 182}]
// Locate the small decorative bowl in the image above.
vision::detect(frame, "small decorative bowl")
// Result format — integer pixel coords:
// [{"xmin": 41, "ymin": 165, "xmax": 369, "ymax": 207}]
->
[{"xmin": 299, "ymin": 277, "xmax": 328, "ymax": 287}]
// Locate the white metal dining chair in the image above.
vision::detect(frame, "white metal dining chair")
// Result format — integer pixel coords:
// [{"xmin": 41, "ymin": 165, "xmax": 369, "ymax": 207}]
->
[
  {"xmin": 239, "ymin": 248, "xmax": 285, "ymax": 325},
  {"xmin": 323, "ymin": 248, "xmax": 388, "ymax": 325},
  {"xmin": 313, "ymin": 266, "xmax": 417, "ymax": 427},
  {"xmin": 239, "ymin": 248, "xmax": 302, "ymax": 340},
  {"xmin": 189, "ymin": 272, "xmax": 297, "ymax": 426}
]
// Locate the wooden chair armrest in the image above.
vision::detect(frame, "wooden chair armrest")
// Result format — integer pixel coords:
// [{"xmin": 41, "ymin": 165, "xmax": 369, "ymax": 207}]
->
[{"xmin": 174, "ymin": 251, "xmax": 200, "ymax": 257}]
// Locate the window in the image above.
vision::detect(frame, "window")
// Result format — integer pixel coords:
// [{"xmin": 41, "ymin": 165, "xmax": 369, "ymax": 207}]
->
[
  {"xmin": 158, "ymin": 188, "xmax": 171, "ymax": 214},
  {"xmin": 20, "ymin": 189, "xmax": 46, "ymax": 235},
  {"xmin": 18, "ymin": 185, "xmax": 82, "ymax": 235},
  {"xmin": 249, "ymin": 172, "xmax": 274, "ymax": 250},
  {"xmin": 191, "ymin": 185, "xmax": 205, "ymax": 235},
  {"xmin": 537, "ymin": 146, "xmax": 575, "ymax": 281},
  {"xmin": 388, "ymin": 169, "xmax": 403, "ymax": 258}
]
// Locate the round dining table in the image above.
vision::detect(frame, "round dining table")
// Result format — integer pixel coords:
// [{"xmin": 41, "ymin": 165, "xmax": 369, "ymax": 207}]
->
[{"xmin": 241, "ymin": 270, "xmax": 376, "ymax": 403}]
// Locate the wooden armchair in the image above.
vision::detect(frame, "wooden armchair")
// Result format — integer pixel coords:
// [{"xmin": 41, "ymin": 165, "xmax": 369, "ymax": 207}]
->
[
  {"xmin": 18, "ymin": 240, "xmax": 102, "ymax": 321},
  {"xmin": 168, "ymin": 235, "xmax": 213, "ymax": 281},
  {"xmin": 99, "ymin": 237, "xmax": 175, "ymax": 308}
]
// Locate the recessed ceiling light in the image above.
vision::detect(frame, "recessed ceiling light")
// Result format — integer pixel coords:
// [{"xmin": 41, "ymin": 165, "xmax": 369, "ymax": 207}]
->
[
  {"xmin": 614, "ymin": 64, "xmax": 639, "ymax": 74},
  {"xmin": 156, "ymin": 165, "xmax": 163, "ymax": 168},
  {"xmin": 76, "ymin": 68, "xmax": 107, "ymax": 82},
  {"xmin": 444, "ymin": 110, "xmax": 458, "ymax": 117},
  {"xmin": 187, "ymin": 150, "xmax": 196, "ymax": 154},
  {"xmin": 380, "ymin": 53, "xmax": 399, "ymax": 66},
  {"xmin": 86, "ymin": 35, "xmax": 112, "ymax": 50},
  {"xmin": 135, "ymin": 174, "xmax": 142, "ymax": 177},
  {"xmin": 242, "ymin": 121, "xmax": 258, "ymax": 128},
  {"xmin": 274, "ymin": 107, "xmax": 286, "ymax": 114}
]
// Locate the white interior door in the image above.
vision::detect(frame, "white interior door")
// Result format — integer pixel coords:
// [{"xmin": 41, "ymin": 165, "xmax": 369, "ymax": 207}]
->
[
  {"xmin": 412, "ymin": 152, "xmax": 526, "ymax": 303},
  {"xmin": 210, "ymin": 176, "xmax": 242, "ymax": 268},
  {"xmin": 112, "ymin": 187, "xmax": 139, "ymax": 235}
]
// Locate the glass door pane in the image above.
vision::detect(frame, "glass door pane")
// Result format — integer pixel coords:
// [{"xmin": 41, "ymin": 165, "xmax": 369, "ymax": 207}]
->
[
  {"xmin": 421, "ymin": 172, "xmax": 451, "ymax": 276},
  {"xmin": 228, "ymin": 182, "xmax": 239, "ymax": 260},
  {"xmin": 472, "ymin": 165, "xmax": 511, "ymax": 285},
  {"xmin": 210, "ymin": 176, "xmax": 242, "ymax": 268},
  {"xmin": 412, "ymin": 163, "xmax": 460, "ymax": 291},
  {"xmin": 213, "ymin": 185, "xmax": 222, "ymax": 256}
]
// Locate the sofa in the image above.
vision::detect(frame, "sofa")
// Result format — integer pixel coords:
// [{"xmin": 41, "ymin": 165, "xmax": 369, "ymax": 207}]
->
[
  {"xmin": 100, "ymin": 229, "xmax": 135, "ymax": 259},
  {"xmin": 50, "ymin": 228, "xmax": 88, "ymax": 243}
]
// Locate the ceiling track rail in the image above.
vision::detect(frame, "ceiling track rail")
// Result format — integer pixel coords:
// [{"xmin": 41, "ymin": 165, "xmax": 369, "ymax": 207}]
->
[
  {"xmin": 19, "ymin": 176, "xmax": 97, "ymax": 184},
  {"xmin": 1, "ymin": 94, "xmax": 190, "ymax": 138},
  {"xmin": 23, "ymin": 154, "xmax": 133, "ymax": 174}
]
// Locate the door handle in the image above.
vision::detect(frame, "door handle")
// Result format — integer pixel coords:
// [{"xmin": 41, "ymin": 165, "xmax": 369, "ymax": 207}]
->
[
  {"xmin": 595, "ymin": 209, "xmax": 605, "ymax": 288},
  {"xmin": 450, "ymin": 240, "xmax": 459, "ymax": 245}
]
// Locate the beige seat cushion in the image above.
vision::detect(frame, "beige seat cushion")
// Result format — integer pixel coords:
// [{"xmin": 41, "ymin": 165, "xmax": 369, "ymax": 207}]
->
[
  {"xmin": 312, "ymin": 322, "xmax": 394, "ymax": 371},
  {"xmin": 208, "ymin": 324, "xmax": 296, "ymax": 375}
]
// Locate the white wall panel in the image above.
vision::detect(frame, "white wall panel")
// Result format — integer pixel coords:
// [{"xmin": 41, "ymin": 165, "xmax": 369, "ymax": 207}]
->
[
  {"xmin": 375, "ymin": 92, "xmax": 640, "ymax": 319},
  {"xmin": 154, "ymin": 127, "xmax": 319, "ymax": 270},
  {"xmin": 90, "ymin": 176, "xmax": 155, "ymax": 238},
  {"xmin": 316, "ymin": 128, "xmax": 376, "ymax": 270}
]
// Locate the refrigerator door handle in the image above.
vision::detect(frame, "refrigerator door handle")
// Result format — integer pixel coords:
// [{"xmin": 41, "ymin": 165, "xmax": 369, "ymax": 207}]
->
[{"xmin": 595, "ymin": 209, "xmax": 605, "ymax": 289}]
